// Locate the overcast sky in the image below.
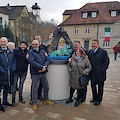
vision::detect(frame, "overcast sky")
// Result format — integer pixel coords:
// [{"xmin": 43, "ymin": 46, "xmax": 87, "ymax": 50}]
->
[{"xmin": 0, "ymin": 0, "xmax": 119, "ymax": 23}]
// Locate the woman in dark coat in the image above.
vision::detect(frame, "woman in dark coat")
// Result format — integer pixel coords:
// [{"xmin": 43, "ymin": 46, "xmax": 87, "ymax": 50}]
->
[{"xmin": 66, "ymin": 48, "xmax": 91, "ymax": 107}]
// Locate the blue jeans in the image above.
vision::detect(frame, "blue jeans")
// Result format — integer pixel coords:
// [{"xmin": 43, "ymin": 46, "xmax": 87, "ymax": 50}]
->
[
  {"xmin": 12, "ymin": 72, "xmax": 27, "ymax": 100},
  {"xmin": 31, "ymin": 74, "xmax": 49, "ymax": 105},
  {"xmin": 114, "ymin": 53, "xmax": 117, "ymax": 60}
]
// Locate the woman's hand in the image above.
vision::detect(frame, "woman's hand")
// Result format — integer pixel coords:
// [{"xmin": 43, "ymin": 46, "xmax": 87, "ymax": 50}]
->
[{"xmin": 68, "ymin": 58, "xmax": 72, "ymax": 63}]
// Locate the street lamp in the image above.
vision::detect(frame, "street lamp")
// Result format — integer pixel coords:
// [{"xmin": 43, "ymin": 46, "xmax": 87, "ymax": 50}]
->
[{"xmin": 32, "ymin": 3, "xmax": 41, "ymax": 35}]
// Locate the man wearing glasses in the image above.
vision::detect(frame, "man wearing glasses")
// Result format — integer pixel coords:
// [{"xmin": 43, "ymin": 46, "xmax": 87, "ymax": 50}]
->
[{"xmin": 28, "ymin": 40, "xmax": 54, "ymax": 111}]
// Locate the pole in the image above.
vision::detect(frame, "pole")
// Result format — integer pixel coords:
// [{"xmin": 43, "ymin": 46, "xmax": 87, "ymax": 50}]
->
[{"xmin": 35, "ymin": 15, "xmax": 37, "ymax": 35}]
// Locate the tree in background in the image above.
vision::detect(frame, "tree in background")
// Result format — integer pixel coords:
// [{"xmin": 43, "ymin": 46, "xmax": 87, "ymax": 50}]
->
[{"xmin": 0, "ymin": 24, "xmax": 14, "ymax": 42}]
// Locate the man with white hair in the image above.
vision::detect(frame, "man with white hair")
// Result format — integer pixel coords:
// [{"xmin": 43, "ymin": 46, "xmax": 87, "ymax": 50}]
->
[{"xmin": 0, "ymin": 37, "xmax": 16, "ymax": 112}]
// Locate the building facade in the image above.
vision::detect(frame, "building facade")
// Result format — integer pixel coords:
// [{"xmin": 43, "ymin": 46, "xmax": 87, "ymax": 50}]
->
[
  {"xmin": 0, "ymin": 8, "xmax": 9, "ymax": 26},
  {"xmin": 60, "ymin": 1, "xmax": 120, "ymax": 53}
]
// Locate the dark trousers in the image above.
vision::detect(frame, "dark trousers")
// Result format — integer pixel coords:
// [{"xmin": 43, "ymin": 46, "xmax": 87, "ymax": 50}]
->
[
  {"xmin": 82, "ymin": 86, "xmax": 87, "ymax": 101},
  {"xmin": 91, "ymin": 81, "xmax": 104, "ymax": 102},
  {"xmin": 69, "ymin": 87, "xmax": 84, "ymax": 101},
  {"xmin": 0, "ymin": 85, "xmax": 9, "ymax": 104},
  {"xmin": 12, "ymin": 72, "xmax": 27, "ymax": 101}
]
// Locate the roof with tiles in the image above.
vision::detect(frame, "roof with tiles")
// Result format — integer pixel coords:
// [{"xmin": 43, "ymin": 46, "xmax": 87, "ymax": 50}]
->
[
  {"xmin": 0, "ymin": 4, "xmax": 26, "ymax": 20},
  {"xmin": 61, "ymin": 1, "xmax": 120, "ymax": 26},
  {"xmin": 0, "ymin": 7, "xmax": 9, "ymax": 15}
]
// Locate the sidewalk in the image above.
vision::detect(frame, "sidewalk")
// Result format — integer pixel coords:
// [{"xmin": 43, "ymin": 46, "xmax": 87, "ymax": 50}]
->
[{"xmin": 0, "ymin": 54, "xmax": 120, "ymax": 120}]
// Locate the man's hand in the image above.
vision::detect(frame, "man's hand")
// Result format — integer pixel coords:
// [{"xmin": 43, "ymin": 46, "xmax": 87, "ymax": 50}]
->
[
  {"xmin": 38, "ymin": 66, "xmax": 47, "ymax": 73},
  {"xmin": 26, "ymin": 54, "xmax": 29, "ymax": 59}
]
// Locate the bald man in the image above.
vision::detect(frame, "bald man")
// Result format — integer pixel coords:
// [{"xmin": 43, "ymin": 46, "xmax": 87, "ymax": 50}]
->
[
  {"xmin": 0, "ymin": 37, "xmax": 16, "ymax": 112},
  {"xmin": 28, "ymin": 40, "xmax": 54, "ymax": 111}
]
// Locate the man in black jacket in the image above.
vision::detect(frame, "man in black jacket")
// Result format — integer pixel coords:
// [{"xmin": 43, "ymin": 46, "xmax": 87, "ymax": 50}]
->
[
  {"xmin": 88, "ymin": 39, "xmax": 109, "ymax": 106},
  {"xmin": 12, "ymin": 41, "xmax": 28, "ymax": 106}
]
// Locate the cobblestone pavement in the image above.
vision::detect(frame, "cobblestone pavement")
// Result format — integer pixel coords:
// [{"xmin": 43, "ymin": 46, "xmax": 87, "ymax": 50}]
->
[{"xmin": 0, "ymin": 54, "xmax": 120, "ymax": 120}]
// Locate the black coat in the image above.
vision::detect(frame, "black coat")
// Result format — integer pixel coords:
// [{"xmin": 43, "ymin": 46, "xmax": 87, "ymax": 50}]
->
[
  {"xmin": 0, "ymin": 46, "xmax": 16, "ymax": 86},
  {"xmin": 88, "ymin": 47, "xmax": 110, "ymax": 83},
  {"xmin": 14, "ymin": 47, "xmax": 28, "ymax": 72}
]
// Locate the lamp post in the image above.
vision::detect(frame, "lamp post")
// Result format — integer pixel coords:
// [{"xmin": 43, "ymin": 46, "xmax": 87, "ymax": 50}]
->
[{"xmin": 32, "ymin": 3, "xmax": 41, "ymax": 36}]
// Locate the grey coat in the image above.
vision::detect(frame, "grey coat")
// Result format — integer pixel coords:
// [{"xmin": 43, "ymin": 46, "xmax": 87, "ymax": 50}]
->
[{"xmin": 67, "ymin": 55, "xmax": 92, "ymax": 89}]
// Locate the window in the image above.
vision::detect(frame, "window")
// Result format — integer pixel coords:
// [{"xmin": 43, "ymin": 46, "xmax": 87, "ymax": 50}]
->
[
  {"xmin": 85, "ymin": 27, "xmax": 89, "ymax": 34},
  {"xmin": 0, "ymin": 17, "xmax": 2, "ymax": 24},
  {"xmin": 74, "ymin": 27, "xmax": 79, "ymax": 34},
  {"xmin": 103, "ymin": 41, "xmax": 110, "ymax": 48},
  {"xmin": 91, "ymin": 12, "xmax": 97, "ymax": 18},
  {"xmin": 111, "ymin": 11, "xmax": 117, "ymax": 17},
  {"xmin": 83, "ymin": 13, "xmax": 88, "ymax": 18}
]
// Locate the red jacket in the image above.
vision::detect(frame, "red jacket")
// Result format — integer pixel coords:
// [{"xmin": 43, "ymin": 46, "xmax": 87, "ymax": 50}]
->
[{"xmin": 113, "ymin": 45, "xmax": 119, "ymax": 53}]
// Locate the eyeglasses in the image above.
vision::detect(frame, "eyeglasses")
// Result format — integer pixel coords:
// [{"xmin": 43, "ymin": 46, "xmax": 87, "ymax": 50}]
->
[{"xmin": 32, "ymin": 44, "xmax": 38, "ymax": 45}]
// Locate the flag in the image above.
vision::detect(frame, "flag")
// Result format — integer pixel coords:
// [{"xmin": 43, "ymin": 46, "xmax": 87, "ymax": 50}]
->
[{"xmin": 105, "ymin": 27, "xmax": 111, "ymax": 42}]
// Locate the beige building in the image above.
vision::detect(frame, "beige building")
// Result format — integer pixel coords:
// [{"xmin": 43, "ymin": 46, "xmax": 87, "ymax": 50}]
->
[
  {"xmin": 0, "ymin": 8, "xmax": 9, "ymax": 26},
  {"xmin": 60, "ymin": 1, "xmax": 120, "ymax": 53}
]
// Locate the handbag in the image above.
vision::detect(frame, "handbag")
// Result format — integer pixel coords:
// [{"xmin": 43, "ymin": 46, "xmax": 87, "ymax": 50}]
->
[{"xmin": 76, "ymin": 61, "xmax": 89, "ymax": 86}]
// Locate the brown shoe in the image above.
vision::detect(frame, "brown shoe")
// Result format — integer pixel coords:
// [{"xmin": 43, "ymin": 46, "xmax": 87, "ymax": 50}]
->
[
  {"xmin": 43, "ymin": 100, "xmax": 54, "ymax": 106},
  {"xmin": 29, "ymin": 100, "xmax": 33, "ymax": 105},
  {"xmin": 32, "ymin": 104, "xmax": 37, "ymax": 111},
  {"xmin": 38, "ymin": 96, "xmax": 45, "ymax": 101}
]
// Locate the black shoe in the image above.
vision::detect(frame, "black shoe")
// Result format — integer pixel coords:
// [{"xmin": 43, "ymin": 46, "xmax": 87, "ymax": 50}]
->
[
  {"xmin": 90, "ymin": 99, "xmax": 95, "ymax": 103},
  {"xmin": 94, "ymin": 101, "xmax": 101, "ymax": 106},
  {"xmin": 12, "ymin": 102, "xmax": 17, "ymax": 107},
  {"xmin": 65, "ymin": 98, "xmax": 73, "ymax": 104},
  {"xmin": 2, "ymin": 102, "xmax": 13, "ymax": 106},
  {"xmin": 19, "ymin": 99, "xmax": 26, "ymax": 103},
  {"xmin": 74, "ymin": 100, "xmax": 81, "ymax": 107},
  {"xmin": 17, "ymin": 86, "xmax": 19, "ymax": 91},
  {"xmin": 80, "ymin": 100, "xmax": 85, "ymax": 103},
  {"xmin": 0, "ymin": 105, "xmax": 5, "ymax": 112}
]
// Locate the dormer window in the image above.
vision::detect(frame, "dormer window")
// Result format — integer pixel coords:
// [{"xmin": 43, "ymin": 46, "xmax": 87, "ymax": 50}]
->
[
  {"xmin": 111, "ymin": 11, "xmax": 117, "ymax": 17},
  {"xmin": 91, "ymin": 12, "xmax": 97, "ymax": 18},
  {"xmin": 83, "ymin": 13, "xmax": 88, "ymax": 18}
]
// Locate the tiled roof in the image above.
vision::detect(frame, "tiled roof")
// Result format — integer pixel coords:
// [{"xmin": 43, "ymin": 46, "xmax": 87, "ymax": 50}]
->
[
  {"xmin": 60, "ymin": 1, "xmax": 120, "ymax": 26},
  {"xmin": 0, "ymin": 5, "xmax": 26, "ymax": 20},
  {"xmin": 0, "ymin": 8, "xmax": 9, "ymax": 15},
  {"xmin": 63, "ymin": 9, "xmax": 78, "ymax": 15}
]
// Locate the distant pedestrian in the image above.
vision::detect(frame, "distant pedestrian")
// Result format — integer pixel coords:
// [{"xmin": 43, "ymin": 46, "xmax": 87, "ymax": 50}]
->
[{"xmin": 113, "ymin": 44, "xmax": 119, "ymax": 60}]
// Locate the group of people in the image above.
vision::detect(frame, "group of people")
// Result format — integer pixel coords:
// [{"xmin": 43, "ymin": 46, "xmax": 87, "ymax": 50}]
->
[
  {"xmin": 66, "ymin": 39, "xmax": 109, "ymax": 107},
  {"xmin": 0, "ymin": 36, "xmax": 110, "ymax": 112}
]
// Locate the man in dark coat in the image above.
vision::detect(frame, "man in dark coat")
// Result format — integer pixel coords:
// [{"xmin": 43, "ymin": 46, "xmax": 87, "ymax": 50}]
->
[
  {"xmin": 29, "ymin": 35, "xmax": 48, "ymax": 105},
  {"xmin": 88, "ymin": 39, "xmax": 109, "ymax": 106},
  {"xmin": 28, "ymin": 40, "xmax": 54, "ymax": 111},
  {"xmin": 0, "ymin": 37, "xmax": 16, "ymax": 112},
  {"xmin": 12, "ymin": 41, "xmax": 28, "ymax": 106}
]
